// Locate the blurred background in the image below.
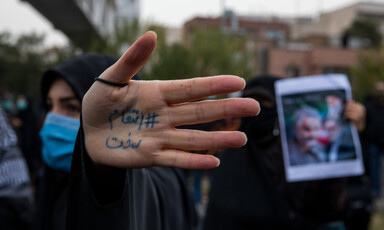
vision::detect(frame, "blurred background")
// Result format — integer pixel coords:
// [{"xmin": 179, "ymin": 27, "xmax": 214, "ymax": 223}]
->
[
  {"xmin": 2, "ymin": 0, "xmax": 384, "ymax": 229},
  {"xmin": 3, "ymin": 0, "xmax": 384, "ymax": 100}
]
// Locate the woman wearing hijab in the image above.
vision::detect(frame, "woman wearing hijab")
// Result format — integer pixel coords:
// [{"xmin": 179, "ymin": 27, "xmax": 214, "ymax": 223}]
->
[
  {"xmin": 33, "ymin": 53, "xmax": 123, "ymax": 230},
  {"xmin": 0, "ymin": 107, "xmax": 33, "ymax": 230},
  {"xmin": 203, "ymin": 75, "xmax": 368, "ymax": 230},
  {"xmin": 64, "ymin": 32, "xmax": 260, "ymax": 230},
  {"xmin": 27, "ymin": 31, "xmax": 259, "ymax": 230}
]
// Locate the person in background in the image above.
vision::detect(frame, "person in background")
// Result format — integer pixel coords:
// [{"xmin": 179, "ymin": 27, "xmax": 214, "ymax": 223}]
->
[
  {"xmin": 32, "ymin": 53, "xmax": 124, "ymax": 230},
  {"xmin": 1, "ymin": 91, "xmax": 17, "ymax": 119},
  {"xmin": 65, "ymin": 31, "xmax": 259, "ymax": 230},
  {"xmin": 364, "ymin": 81, "xmax": 384, "ymax": 197},
  {"xmin": 12, "ymin": 94, "xmax": 42, "ymax": 189},
  {"xmin": 0, "ymin": 107, "xmax": 33, "ymax": 230},
  {"xmin": 203, "ymin": 75, "xmax": 367, "ymax": 230}
]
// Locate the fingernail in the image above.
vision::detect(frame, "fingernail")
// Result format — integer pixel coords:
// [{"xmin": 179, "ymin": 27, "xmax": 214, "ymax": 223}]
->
[
  {"xmin": 242, "ymin": 132, "xmax": 248, "ymax": 146},
  {"xmin": 147, "ymin": 31, "xmax": 157, "ymax": 39},
  {"xmin": 255, "ymin": 101, "xmax": 261, "ymax": 116},
  {"xmin": 241, "ymin": 78, "xmax": 246, "ymax": 90},
  {"xmin": 215, "ymin": 158, "xmax": 221, "ymax": 167}
]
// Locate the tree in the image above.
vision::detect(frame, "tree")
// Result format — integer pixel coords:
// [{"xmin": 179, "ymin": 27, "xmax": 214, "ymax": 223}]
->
[
  {"xmin": 343, "ymin": 18, "xmax": 382, "ymax": 49},
  {"xmin": 84, "ymin": 19, "xmax": 143, "ymax": 57},
  {"xmin": 140, "ymin": 24, "xmax": 197, "ymax": 80},
  {"xmin": 143, "ymin": 27, "xmax": 252, "ymax": 82},
  {"xmin": 189, "ymin": 29, "xmax": 251, "ymax": 78},
  {"xmin": 0, "ymin": 31, "xmax": 69, "ymax": 100},
  {"xmin": 350, "ymin": 48, "xmax": 384, "ymax": 101}
]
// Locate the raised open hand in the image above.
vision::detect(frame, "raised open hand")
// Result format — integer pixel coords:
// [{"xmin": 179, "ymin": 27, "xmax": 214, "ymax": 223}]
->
[{"xmin": 82, "ymin": 31, "xmax": 260, "ymax": 170}]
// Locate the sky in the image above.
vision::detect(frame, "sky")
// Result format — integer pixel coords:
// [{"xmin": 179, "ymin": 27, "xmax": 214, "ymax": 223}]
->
[{"xmin": 0, "ymin": 0, "xmax": 378, "ymax": 46}]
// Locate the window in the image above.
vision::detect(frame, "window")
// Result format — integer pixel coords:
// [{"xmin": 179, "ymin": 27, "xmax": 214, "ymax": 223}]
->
[
  {"xmin": 285, "ymin": 66, "xmax": 301, "ymax": 78},
  {"xmin": 323, "ymin": 67, "xmax": 349, "ymax": 75}
]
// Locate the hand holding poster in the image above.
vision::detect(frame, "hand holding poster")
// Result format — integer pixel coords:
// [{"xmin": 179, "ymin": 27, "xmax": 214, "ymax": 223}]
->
[{"xmin": 275, "ymin": 74, "xmax": 364, "ymax": 182}]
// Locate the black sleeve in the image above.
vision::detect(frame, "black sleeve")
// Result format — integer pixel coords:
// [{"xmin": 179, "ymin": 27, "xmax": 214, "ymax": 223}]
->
[
  {"xmin": 73, "ymin": 122, "xmax": 127, "ymax": 205},
  {"xmin": 66, "ymin": 121, "xmax": 197, "ymax": 230},
  {"xmin": 66, "ymin": 123, "xmax": 132, "ymax": 230},
  {"xmin": 82, "ymin": 137, "xmax": 127, "ymax": 205}
]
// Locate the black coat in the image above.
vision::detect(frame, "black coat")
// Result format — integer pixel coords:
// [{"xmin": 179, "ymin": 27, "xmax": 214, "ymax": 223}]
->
[
  {"xmin": 33, "ymin": 54, "xmax": 119, "ymax": 230},
  {"xmin": 203, "ymin": 136, "xmax": 345, "ymax": 230},
  {"xmin": 364, "ymin": 99, "xmax": 384, "ymax": 149},
  {"xmin": 32, "ymin": 168, "xmax": 69, "ymax": 230},
  {"xmin": 66, "ymin": 125, "xmax": 197, "ymax": 230}
]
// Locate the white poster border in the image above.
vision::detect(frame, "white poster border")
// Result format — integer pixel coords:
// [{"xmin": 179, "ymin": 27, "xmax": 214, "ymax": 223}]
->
[{"xmin": 275, "ymin": 74, "xmax": 364, "ymax": 182}]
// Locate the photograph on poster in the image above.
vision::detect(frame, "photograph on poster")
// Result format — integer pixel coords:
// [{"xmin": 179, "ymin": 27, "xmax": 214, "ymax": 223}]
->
[{"xmin": 275, "ymin": 74, "xmax": 364, "ymax": 182}]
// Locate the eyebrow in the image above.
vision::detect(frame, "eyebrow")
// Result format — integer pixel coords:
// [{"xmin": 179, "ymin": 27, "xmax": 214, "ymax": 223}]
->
[
  {"xmin": 47, "ymin": 96, "xmax": 79, "ymax": 103},
  {"xmin": 60, "ymin": 96, "xmax": 78, "ymax": 103}
]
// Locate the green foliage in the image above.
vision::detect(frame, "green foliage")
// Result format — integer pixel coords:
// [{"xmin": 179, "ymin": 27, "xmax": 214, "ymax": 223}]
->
[
  {"xmin": 189, "ymin": 29, "xmax": 250, "ymax": 78},
  {"xmin": 0, "ymin": 22, "xmax": 252, "ymax": 100},
  {"xmin": 84, "ymin": 19, "xmax": 143, "ymax": 57},
  {"xmin": 146, "ymin": 43, "xmax": 197, "ymax": 80},
  {"xmin": 143, "ymin": 27, "xmax": 251, "ymax": 81},
  {"xmin": 344, "ymin": 19, "xmax": 382, "ymax": 48},
  {"xmin": 140, "ymin": 24, "xmax": 197, "ymax": 80},
  {"xmin": 0, "ymin": 31, "xmax": 69, "ymax": 100},
  {"xmin": 350, "ymin": 49, "xmax": 384, "ymax": 101}
]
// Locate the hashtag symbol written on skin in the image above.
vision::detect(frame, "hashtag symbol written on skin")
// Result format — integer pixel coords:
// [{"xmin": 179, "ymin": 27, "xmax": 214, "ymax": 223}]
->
[
  {"xmin": 144, "ymin": 112, "xmax": 159, "ymax": 129},
  {"xmin": 109, "ymin": 109, "xmax": 159, "ymax": 131}
]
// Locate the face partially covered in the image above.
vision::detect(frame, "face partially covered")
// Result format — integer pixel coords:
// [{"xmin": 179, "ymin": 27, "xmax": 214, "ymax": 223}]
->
[
  {"xmin": 240, "ymin": 84, "xmax": 278, "ymax": 142},
  {"xmin": 40, "ymin": 77, "xmax": 82, "ymax": 172},
  {"xmin": 46, "ymin": 78, "xmax": 81, "ymax": 119}
]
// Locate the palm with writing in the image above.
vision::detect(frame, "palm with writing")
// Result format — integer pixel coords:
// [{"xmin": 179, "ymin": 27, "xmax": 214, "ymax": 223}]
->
[{"xmin": 82, "ymin": 32, "xmax": 260, "ymax": 170}]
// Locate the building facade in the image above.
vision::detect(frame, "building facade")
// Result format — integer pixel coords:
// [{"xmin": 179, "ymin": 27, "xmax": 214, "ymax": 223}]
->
[
  {"xmin": 291, "ymin": 2, "xmax": 384, "ymax": 48},
  {"xmin": 183, "ymin": 13, "xmax": 290, "ymax": 48},
  {"xmin": 267, "ymin": 47, "xmax": 358, "ymax": 78}
]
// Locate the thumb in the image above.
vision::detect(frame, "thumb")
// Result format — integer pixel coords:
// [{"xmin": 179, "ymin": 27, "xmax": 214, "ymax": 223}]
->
[{"xmin": 100, "ymin": 31, "xmax": 157, "ymax": 84}]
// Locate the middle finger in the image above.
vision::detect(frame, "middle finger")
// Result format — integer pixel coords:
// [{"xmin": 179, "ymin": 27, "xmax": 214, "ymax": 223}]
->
[{"xmin": 168, "ymin": 98, "xmax": 259, "ymax": 126}]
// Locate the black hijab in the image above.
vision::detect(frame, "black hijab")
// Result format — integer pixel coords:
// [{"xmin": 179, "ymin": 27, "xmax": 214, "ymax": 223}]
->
[
  {"xmin": 34, "ymin": 54, "xmax": 125, "ymax": 230},
  {"xmin": 41, "ymin": 54, "xmax": 119, "ymax": 108},
  {"xmin": 241, "ymin": 75, "xmax": 280, "ymax": 145},
  {"xmin": 204, "ymin": 75, "xmax": 347, "ymax": 230}
]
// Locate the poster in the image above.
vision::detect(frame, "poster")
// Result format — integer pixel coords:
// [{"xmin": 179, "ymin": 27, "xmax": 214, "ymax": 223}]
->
[{"xmin": 275, "ymin": 74, "xmax": 364, "ymax": 182}]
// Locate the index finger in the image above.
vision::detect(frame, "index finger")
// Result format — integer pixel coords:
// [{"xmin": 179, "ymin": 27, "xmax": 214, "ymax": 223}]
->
[
  {"xmin": 100, "ymin": 31, "xmax": 157, "ymax": 84},
  {"xmin": 159, "ymin": 75, "xmax": 246, "ymax": 103}
]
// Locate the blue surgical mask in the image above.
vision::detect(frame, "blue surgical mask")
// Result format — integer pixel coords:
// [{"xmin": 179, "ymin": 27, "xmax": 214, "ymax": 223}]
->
[
  {"xmin": 2, "ymin": 100, "xmax": 13, "ymax": 111},
  {"xmin": 16, "ymin": 99, "xmax": 28, "ymax": 111},
  {"xmin": 39, "ymin": 112, "xmax": 80, "ymax": 172}
]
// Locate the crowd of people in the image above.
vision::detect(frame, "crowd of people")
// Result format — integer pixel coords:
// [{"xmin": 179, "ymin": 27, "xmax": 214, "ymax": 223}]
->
[{"xmin": 0, "ymin": 31, "xmax": 383, "ymax": 230}]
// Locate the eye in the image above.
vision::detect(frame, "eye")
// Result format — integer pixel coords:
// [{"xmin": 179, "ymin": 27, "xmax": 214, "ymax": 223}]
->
[{"xmin": 67, "ymin": 104, "xmax": 81, "ymax": 114}]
